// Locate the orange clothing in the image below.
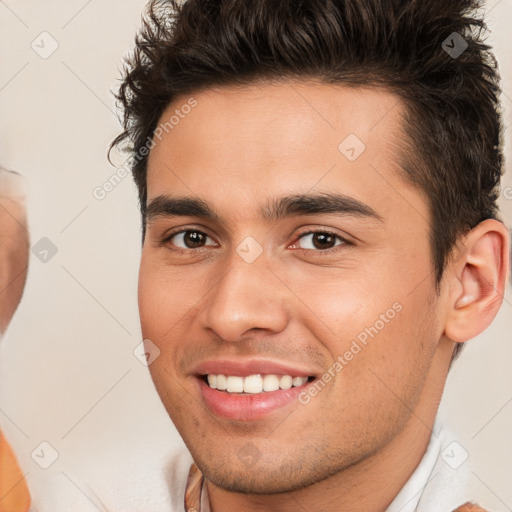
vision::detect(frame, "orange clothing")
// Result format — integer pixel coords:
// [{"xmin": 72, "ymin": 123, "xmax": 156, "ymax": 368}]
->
[{"xmin": 0, "ymin": 432, "xmax": 30, "ymax": 512}]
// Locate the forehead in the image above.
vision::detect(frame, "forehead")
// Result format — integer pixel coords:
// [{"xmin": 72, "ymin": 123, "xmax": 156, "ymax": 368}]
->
[
  {"xmin": 149, "ymin": 81, "xmax": 403, "ymax": 165},
  {"xmin": 146, "ymin": 81, "xmax": 425, "ymax": 227}
]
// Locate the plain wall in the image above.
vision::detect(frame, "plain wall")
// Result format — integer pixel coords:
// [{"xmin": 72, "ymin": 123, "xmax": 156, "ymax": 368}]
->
[{"xmin": 0, "ymin": 0, "xmax": 511, "ymax": 510}]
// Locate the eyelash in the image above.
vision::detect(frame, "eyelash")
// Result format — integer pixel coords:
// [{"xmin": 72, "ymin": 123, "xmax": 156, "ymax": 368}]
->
[{"xmin": 161, "ymin": 228, "xmax": 349, "ymax": 255}]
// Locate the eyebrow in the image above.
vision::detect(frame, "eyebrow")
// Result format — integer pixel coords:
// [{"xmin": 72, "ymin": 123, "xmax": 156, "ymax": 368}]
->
[{"xmin": 145, "ymin": 192, "xmax": 383, "ymax": 224}]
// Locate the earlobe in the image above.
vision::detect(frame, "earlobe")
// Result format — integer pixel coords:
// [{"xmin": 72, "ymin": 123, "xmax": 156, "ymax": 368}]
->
[{"xmin": 444, "ymin": 219, "xmax": 510, "ymax": 344}]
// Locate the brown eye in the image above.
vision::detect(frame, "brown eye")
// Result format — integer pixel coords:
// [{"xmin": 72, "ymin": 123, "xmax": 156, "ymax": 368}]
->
[
  {"xmin": 167, "ymin": 230, "xmax": 214, "ymax": 249},
  {"xmin": 296, "ymin": 231, "xmax": 345, "ymax": 251}
]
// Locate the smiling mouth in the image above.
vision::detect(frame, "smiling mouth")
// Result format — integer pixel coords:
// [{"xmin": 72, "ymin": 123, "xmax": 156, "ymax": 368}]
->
[{"xmin": 204, "ymin": 374, "xmax": 314, "ymax": 394}]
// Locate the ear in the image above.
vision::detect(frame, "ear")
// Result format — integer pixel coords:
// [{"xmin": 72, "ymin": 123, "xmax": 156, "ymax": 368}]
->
[{"xmin": 444, "ymin": 219, "xmax": 510, "ymax": 343}]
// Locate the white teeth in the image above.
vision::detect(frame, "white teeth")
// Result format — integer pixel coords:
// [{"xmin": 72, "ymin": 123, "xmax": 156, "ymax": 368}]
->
[
  {"xmin": 243, "ymin": 375, "xmax": 263, "ymax": 394},
  {"xmin": 279, "ymin": 375, "xmax": 292, "ymax": 390},
  {"xmin": 207, "ymin": 374, "xmax": 217, "ymax": 389},
  {"xmin": 263, "ymin": 374, "xmax": 280, "ymax": 392},
  {"xmin": 216, "ymin": 374, "xmax": 227, "ymax": 391},
  {"xmin": 226, "ymin": 376, "xmax": 244, "ymax": 393},
  {"xmin": 292, "ymin": 376, "xmax": 305, "ymax": 387},
  {"xmin": 206, "ymin": 374, "xmax": 309, "ymax": 393}
]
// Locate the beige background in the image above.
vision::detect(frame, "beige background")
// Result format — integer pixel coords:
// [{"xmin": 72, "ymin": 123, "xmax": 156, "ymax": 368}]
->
[{"xmin": 0, "ymin": 0, "xmax": 511, "ymax": 510}]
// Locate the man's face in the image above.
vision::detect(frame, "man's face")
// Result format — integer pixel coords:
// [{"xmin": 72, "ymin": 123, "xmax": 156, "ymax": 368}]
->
[{"xmin": 139, "ymin": 82, "xmax": 449, "ymax": 493}]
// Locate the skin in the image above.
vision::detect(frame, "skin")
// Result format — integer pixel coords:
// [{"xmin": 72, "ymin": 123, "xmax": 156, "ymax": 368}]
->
[{"xmin": 139, "ymin": 82, "xmax": 509, "ymax": 511}]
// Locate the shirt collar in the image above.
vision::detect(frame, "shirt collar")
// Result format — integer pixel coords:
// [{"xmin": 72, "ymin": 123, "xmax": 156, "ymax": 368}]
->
[{"xmin": 184, "ymin": 463, "xmax": 203, "ymax": 512}]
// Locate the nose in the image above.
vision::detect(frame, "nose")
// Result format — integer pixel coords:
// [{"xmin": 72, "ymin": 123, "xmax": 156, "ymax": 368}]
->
[{"xmin": 198, "ymin": 250, "xmax": 290, "ymax": 342}]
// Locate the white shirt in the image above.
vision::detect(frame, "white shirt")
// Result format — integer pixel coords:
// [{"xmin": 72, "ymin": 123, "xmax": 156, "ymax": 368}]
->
[{"xmin": 387, "ymin": 421, "xmax": 473, "ymax": 511}]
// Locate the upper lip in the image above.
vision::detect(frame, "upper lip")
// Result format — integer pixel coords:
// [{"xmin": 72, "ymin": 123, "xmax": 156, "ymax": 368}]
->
[{"xmin": 193, "ymin": 359, "xmax": 318, "ymax": 378}]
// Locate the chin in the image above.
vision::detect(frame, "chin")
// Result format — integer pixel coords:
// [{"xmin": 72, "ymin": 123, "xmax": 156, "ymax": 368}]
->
[
  {"xmin": 194, "ymin": 452, "xmax": 354, "ymax": 496},
  {"xmin": 204, "ymin": 469, "xmax": 313, "ymax": 495}
]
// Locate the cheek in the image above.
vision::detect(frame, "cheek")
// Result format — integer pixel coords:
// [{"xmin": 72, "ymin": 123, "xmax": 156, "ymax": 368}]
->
[
  {"xmin": 277, "ymin": 264, "xmax": 393, "ymax": 349},
  {"xmin": 283, "ymin": 262, "xmax": 439, "ymax": 392},
  {"xmin": 138, "ymin": 255, "xmax": 214, "ymax": 384},
  {"xmin": 138, "ymin": 262, "xmax": 165, "ymax": 337},
  {"xmin": 336, "ymin": 292, "xmax": 439, "ymax": 424},
  {"xmin": 138, "ymin": 255, "xmax": 198, "ymax": 337}
]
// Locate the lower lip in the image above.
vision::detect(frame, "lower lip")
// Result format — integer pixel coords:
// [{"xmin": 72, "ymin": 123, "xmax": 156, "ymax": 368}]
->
[{"xmin": 198, "ymin": 378, "xmax": 310, "ymax": 421}]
